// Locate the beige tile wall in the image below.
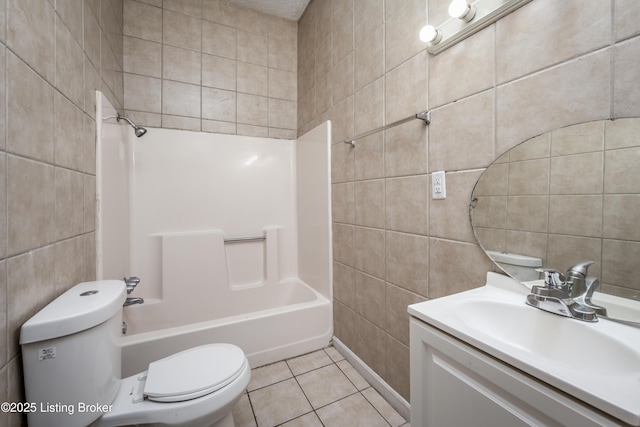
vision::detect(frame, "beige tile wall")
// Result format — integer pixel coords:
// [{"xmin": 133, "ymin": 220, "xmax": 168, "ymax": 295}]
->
[
  {"xmin": 0, "ymin": 0, "xmax": 124, "ymax": 424},
  {"xmin": 123, "ymin": 0, "xmax": 298, "ymax": 139},
  {"xmin": 298, "ymin": 0, "xmax": 640, "ymax": 401}
]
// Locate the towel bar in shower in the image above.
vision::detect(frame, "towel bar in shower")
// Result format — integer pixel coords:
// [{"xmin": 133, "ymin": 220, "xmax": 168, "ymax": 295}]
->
[{"xmin": 224, "ymin": 236, "xmax": 266, "ymax": 244}]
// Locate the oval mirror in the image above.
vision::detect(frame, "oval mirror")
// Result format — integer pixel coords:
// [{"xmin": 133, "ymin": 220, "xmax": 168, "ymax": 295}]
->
[{"xmin": 470, "ymin": 118, "xmax": 640, "ymax": 325}]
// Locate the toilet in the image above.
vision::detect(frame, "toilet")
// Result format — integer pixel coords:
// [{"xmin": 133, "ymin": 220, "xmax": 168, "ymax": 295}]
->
[
  {"xmin": 486, "ymin": 250, "xmax": 543, "ymax": 282},
  {"xmin": 20, "ymin": 280, "xmax": 251, "ymax": 427}
]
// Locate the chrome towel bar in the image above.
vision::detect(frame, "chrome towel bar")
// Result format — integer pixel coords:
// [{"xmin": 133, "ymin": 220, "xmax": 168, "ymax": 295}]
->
[
  {"xmin": 341, "ymin": 110, "xmax": 431, "ymax": 147},
  {"xmin": 224, "ymin": 236, "xmax": 266, "ymax": 244}
]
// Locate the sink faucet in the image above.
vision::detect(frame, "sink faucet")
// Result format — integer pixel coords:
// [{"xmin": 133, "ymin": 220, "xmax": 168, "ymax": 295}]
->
[
  {"xmin": 565, "ymin": 261, "xmax": 592, "ymax": 298},
  {"xmin": 525, "ymin": 261, "xmax": 606, "ymax": 322},
  {"xmin": 565, "ymin": 261, "xmax": 607, "ymax": 316}
]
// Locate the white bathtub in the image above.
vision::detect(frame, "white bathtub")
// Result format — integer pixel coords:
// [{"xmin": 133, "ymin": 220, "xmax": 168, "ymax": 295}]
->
[
  {"xmin": 120, "ymin": 279, "xmax": 332, "ymax": 377},
  {"xmin": 97, "ymin": 93, "xmax": 334, "ymax": 378}
]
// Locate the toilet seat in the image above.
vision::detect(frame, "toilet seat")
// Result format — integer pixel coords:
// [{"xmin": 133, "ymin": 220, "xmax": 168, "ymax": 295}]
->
[{"xmin": 144, "ymin": 343, "xmax": 247, "ymax": 403}]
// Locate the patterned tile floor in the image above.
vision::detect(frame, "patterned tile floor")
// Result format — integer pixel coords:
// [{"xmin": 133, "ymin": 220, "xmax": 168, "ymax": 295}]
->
[{"xmin": 231, "ymin": 346, "xmax": 410, "ymax": 427}]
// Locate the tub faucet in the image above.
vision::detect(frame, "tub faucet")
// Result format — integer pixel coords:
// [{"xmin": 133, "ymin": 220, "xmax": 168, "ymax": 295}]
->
[{"xmin": 124, "ymin": 297, "xmax": 144, "ymax": 307}]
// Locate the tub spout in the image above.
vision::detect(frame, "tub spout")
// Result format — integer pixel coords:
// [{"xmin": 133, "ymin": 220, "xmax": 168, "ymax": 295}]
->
[{"xmin": 124, "ymin": 297, "xmax": 144, "ymax": 307}]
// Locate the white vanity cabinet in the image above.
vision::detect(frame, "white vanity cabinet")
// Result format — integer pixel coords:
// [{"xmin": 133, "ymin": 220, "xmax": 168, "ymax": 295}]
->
[{"xmin": 409, "ymin": 317, "xmax": 626, "ymax": 427}]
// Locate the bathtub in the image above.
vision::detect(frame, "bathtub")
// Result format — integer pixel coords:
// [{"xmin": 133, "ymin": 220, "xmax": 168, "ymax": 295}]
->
[
  {"xmin": 97, "ymin": 92, "xmax": 333, "ymax": 378},
  {"xmin": 120, "ymin": 278, "xmax": 332, "ymax": 377}
]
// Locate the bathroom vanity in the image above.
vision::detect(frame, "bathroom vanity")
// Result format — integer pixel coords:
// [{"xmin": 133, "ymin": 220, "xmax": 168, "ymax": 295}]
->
[{"xmin": 408, "ymin": 273, "xmax": 640, "ymax": 427}]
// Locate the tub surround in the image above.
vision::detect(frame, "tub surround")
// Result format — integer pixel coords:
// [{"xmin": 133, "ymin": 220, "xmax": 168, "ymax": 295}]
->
[
  {"xmin": 122, "ymin": 227, "xmax": 292, "ymax": 333},
  {"xmin": 96, "ymin": 94, "xmax": 131, "ymax": 282},
  {"xmin": 98, "ymin": 91, "xmax": 332, "ymax": 373}
]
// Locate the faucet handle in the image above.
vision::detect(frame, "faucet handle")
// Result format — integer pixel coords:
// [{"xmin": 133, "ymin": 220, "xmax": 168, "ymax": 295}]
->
[
  {"xmin": 123, "ymin": 276, "xmax": 141, "ymax": 294},
  {"xmin": 535, "ymin": 268, "xmax": 571, "ymax": 293},
  {"xmin": 536, "ymin": 268, "xmax": 564, "ymax": 287},
  {"xmin": 124, "ymin": 276, "xmax": 140, "ymax": 285}
]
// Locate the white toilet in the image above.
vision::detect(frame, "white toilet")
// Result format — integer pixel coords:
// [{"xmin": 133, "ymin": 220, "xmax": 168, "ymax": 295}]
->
[{"xmin": 20, "ymin": 280, "xmax": 251, "ymax": 427}]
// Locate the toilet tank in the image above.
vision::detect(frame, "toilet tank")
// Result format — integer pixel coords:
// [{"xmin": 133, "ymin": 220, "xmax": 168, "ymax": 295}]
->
[
  {"xmin": 486, "ymin": 251, "xmax": 542, "ymax": 282},
  {"xmin": 20, "ymin": 280, "xmax": 127, "ymax": 427}
]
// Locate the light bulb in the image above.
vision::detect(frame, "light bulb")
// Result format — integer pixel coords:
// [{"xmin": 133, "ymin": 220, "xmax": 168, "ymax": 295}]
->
[
  {"xmin": 448, "ymin": 0, "xmax": 476, "ymax": 21},
  {"xmin": 419, "ymin": 25, "xmax": 442, "ymax": 45}
]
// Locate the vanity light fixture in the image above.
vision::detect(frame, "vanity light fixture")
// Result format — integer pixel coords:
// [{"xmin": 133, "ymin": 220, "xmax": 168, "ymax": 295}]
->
[
  {"xmin": 420, "ymin": 0, "xmax": 532, "ymax": 55},
  {"xmin": 448, "ymin": 0, "xmax": 476, "ymax": 22},
  {"xmin": 419, "ymin": 25, "xmax": 442, "ymax": 45}
]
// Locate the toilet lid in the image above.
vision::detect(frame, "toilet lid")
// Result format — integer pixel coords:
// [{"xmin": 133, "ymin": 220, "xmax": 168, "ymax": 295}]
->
[{"xmin": 144, "ymin": 343, "xmax": 247, "ymax": 403}]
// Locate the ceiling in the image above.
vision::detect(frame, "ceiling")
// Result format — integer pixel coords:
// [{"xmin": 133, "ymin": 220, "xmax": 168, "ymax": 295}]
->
[{"xmin": 226, "ymin": 0, "xmax": 311, "ymax": 21}]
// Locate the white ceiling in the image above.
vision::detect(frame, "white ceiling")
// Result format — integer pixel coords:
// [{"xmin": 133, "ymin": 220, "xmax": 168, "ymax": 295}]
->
[{"xmin": 226, "ymin": 0, "xmax": 311, "ymax": 21}]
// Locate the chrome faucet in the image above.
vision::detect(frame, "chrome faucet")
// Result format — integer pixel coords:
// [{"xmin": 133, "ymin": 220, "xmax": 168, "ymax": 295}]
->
[
  {"xmin": 123, "ymin": 276, "xmax": 140, "ymax": 294},
  {"xmin": 122, "ymin": 276, "xmax": 144, "ymax": 307},
  {"xmin": 525, "ymin": 261, "xmax": 606, "ymax": 322},
  {"xmin": 124, "ymin": 297, "xmax": 144, "ymax": 307},
  {"xmin": 565, "ymin": 261, "xmax": 607, "ymax": 316},
  {"xmin": 565, "ymin": 261, "xmax": 591, "ymax": 298}
]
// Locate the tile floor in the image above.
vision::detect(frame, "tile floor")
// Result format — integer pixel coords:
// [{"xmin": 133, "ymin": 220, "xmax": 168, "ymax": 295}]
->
[{"xmin": 231, "ymin": 346, "xmax": 410, "ymax": 427}]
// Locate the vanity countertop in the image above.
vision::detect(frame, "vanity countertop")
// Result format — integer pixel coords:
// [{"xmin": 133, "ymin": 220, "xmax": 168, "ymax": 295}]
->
[{"xmin": 408, "ymin": 272, "xmax": 640, "ymax": 426}]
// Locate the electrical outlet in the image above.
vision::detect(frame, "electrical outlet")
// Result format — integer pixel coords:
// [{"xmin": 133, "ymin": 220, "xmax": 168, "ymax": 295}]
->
[{"xmin": 432, "ymin": 171, "xmax": 446, "ymax": 199}]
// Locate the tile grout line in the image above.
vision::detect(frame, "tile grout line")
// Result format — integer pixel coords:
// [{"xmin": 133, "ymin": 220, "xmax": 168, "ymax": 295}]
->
[
  {"xmin": 321, "ymin": 346, "xmax": 408, "ymax": 426},
  {"xmin": 282, "ymin": 347, "xmax": 341, "ymax": 426},
  {"xmin": 329, "ymin": 350, "xmax": 397, "ymax": 426},
  {"xmin": 287, "ymin": 356, "xmax": 322, "ymax": 425},
  {"xmin": 246, "ymin": 347, "xmax": 401, "ymax": 426},
  {"xmin": 246, "ymin": 348, "xmax": 339, "ymax": 426}
]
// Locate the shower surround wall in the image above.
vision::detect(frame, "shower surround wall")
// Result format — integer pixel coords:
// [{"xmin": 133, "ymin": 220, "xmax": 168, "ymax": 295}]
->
[
  {"xmin": 122, "ymin": 0, "xmax": 298, "ymax": 138},
  {"xmin": 0, "ymin": 1, "xmax": 124, "ymax": 425},
  {"xmin": 97, "ymin": 88, "xmax": 332, "ymax": 368},
  {"xmin": 100, "ymin": 123, "xmax": 327, "ymax": 316},
  {"xmin": 297, "ymin": 0, "xmax": 640, "ymax": 402}
]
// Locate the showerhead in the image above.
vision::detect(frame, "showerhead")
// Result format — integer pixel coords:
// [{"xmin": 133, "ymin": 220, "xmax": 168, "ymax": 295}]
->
[
  {"xmin": 134, "ymin": 126, "xmax": 147, "ymax": 137},
  {"xmin": 116, "ymin": 113, "xmax": 147, "ymax": 138}
]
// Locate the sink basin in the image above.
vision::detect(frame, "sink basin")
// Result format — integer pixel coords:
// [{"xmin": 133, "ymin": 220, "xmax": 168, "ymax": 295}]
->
[
  {"xmin": 455, "ymin": 299, "xmax": 640, "ymax": 375},
  {"xmin": 408, "ymin": 272, "xmax": 640, "ymax": 426}
]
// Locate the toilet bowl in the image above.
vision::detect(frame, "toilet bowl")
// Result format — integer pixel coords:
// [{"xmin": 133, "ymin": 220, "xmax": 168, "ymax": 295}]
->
[
  {"xmin": 20, "ymin": 280, "xmax": 251, "ymax": 427},
  {"xmin": 92, "ymin": 344, "xmax": 251, "ymax": 427}
]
